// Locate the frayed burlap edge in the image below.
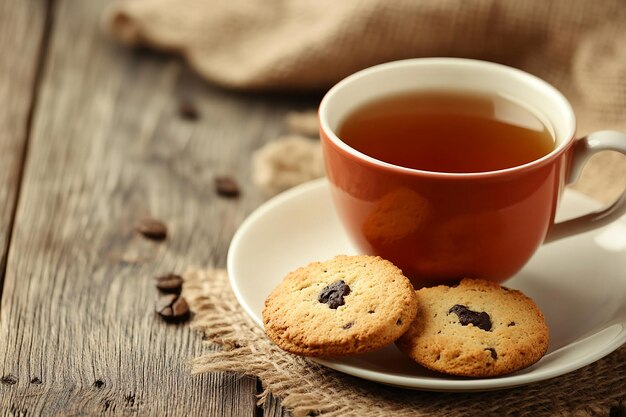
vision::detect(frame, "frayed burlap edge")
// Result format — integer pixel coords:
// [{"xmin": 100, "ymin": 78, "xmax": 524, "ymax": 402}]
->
[{"xmin": 183, "ymin": 267, "xmax": 625, "ymax": 417}]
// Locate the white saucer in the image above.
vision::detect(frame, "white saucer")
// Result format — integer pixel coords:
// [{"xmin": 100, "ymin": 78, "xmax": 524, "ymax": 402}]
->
[{"xmin": 227, "ymin": 178, "xmax": 626, "ymax": 392}]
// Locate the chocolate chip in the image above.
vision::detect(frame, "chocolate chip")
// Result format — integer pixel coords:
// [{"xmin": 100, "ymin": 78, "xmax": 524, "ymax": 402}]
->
[
  {"xmin": 367, "ymin": 310, "xmax": 375, "ymax": 314},
  {"xmin": 155, "ymin": 274, "xmax": 183, "ymax": 293},
  {"xmin": 448, "ymin": 304, "xmax": 492, "ymax": 331},
  {"xmin": 135, "ymin": 218, "xmax": 167, "ymax": 240},
  {"xmin": 156, "ymin": 294, "xmax": 190, "ymax": 322},
  {"xmin": 93, "ymin": 380, "xmax": 105, "ymax": 389},
  {"xmin": 485, "ymin": 348, "xmax": 498, "ymax": 359},
  {"xmin": 179, "ymin": 100, "xmax": 199, "ymax": 121},
  {"xmin": 342, "ymin": 322, "xmax": 353, "ymax": 329},
  {"xmin": 396, "ymin": 318, "xmax": 403, "ymax": 326},
  {"xmin": 30, "ymin": 377, "xmax": 42, "ymax": 385},
  {"xmin": 318, "ymin": 280, "xmax": 350, "ymax": 309},
  {"xmin": 508, "ymin": 321, "xmax": 516, "ymax": 327},
  {"xmin": 214, "ymin": 175, "xmax": 240, "ymax": 198}
]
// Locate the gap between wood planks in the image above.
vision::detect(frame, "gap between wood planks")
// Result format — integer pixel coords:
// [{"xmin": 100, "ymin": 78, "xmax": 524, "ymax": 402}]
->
[{"xmin": 0, "ymin": 0, "xmax": 57, "ymax": 309}]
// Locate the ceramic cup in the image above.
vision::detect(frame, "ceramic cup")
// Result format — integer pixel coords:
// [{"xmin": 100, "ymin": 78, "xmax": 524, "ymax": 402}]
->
[{"xmin": 319, "ymin": 58, "xmax": 626, "ymax": 286}]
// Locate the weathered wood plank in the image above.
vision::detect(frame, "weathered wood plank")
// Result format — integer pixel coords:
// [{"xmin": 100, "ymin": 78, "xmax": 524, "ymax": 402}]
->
[
  {"xmin": 0, "ymin": 0, "xmax": 47, "ymax": 296},
  {"xmin": 262, "ymin": 393, "xmax": 292, "ymax": 417},
  {"xmin": 0, "ymin": 0, "xmax": 315, "ymax": 415}
]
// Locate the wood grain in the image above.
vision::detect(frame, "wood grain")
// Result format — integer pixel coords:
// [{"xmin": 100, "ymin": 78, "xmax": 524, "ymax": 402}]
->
[
  {"xmin": 0, "ymin": 0, "xmax": 48, "ymax": 297},
  {"xmin": 0, "ymin": 0, "xmax": 313, "ymax": 414},
  {"xmin": 1, "ymin": 0, "xmax": 622, "ymax": 416},
  {"xmin": 262, "ymin": 394, "xmax": 291, "ymax": 417}
]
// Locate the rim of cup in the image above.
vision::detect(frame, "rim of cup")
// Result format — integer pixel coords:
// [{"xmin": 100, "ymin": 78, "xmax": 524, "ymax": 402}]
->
[{"xmin": 319, "ymin": 58, "xmax": 576, "ymax": 179}]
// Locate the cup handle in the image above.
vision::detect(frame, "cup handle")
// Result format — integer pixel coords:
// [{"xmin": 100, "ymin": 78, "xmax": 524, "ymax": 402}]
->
[{"xmin": 545, "ymin": 130, "xmax": 626, "ymax": 243}]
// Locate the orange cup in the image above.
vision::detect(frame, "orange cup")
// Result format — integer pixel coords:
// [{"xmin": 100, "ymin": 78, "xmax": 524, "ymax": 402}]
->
[{"xmin": 319, "ymin": 58, "xmax": 626, "ymax": 287}]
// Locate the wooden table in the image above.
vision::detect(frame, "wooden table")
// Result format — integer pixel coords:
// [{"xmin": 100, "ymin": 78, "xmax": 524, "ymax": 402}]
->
[
  {"xmin": 0, "ymin": 1, "xmax": 322, "ymax": 415},
  {"xmin": 1, "ymin": 1, "xmax": 625, "ymax": 416}
]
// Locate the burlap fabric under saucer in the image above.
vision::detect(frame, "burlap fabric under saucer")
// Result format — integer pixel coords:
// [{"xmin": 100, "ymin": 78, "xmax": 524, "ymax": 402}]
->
[{"xmin": 183, "ymin": 268, "xmax": 625, "ymax": 417}]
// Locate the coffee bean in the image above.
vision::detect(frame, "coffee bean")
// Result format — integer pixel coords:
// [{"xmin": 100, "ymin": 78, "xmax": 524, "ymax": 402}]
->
[
  {"xmin": 171, "ymin": 296, "xmax": 189, "ymax": 317},
  {"xmin": 179, "ymin": 100, "xmax": 199, "ymax": 121},
  {"xmin": 156, "ymin": 294, "xmax": 177, "ymax": 312},
  {"xmin": 448, "ymin": 304, "xmax": 492, "ymax": 331},
  {"xmin": 0, "ymin": 375, "xmax": 17, "ymax": 385},
  {"xmin": 156, "ymin": 294, "xmax": 190, "ymax": 322},
  {"xmin": 135, "ymin": 218, "xmax": 167, "ymax": 240},
  {"xmin": 214, "ymin": 175, "xmax": 240, "ymax": 198},
  {"xmin": 155, "ymin": 274, "xmax": 183, "ymax": 293},
  {"xmin": 318, "ymin": 280, "xmax": 351, "ymax": 309}
]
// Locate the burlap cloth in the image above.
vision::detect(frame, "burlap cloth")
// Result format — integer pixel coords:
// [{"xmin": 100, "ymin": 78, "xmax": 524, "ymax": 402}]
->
[
  {"xmin": 183, "ymin": 268, "xmax": 625, "ymax": 417},
  {"xmin": 104, "ymin": 1, "xmax": 625, "ymax": 414}
]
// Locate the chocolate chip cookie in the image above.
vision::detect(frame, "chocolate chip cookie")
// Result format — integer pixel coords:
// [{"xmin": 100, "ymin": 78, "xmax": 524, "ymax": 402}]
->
[
  {"xmin": 262, "ymin": 255, "xmax": 418, "ymax": 356},
  {"xmin": 396, "ymin": 278, "xmax": 549, "ymax": 377}
]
